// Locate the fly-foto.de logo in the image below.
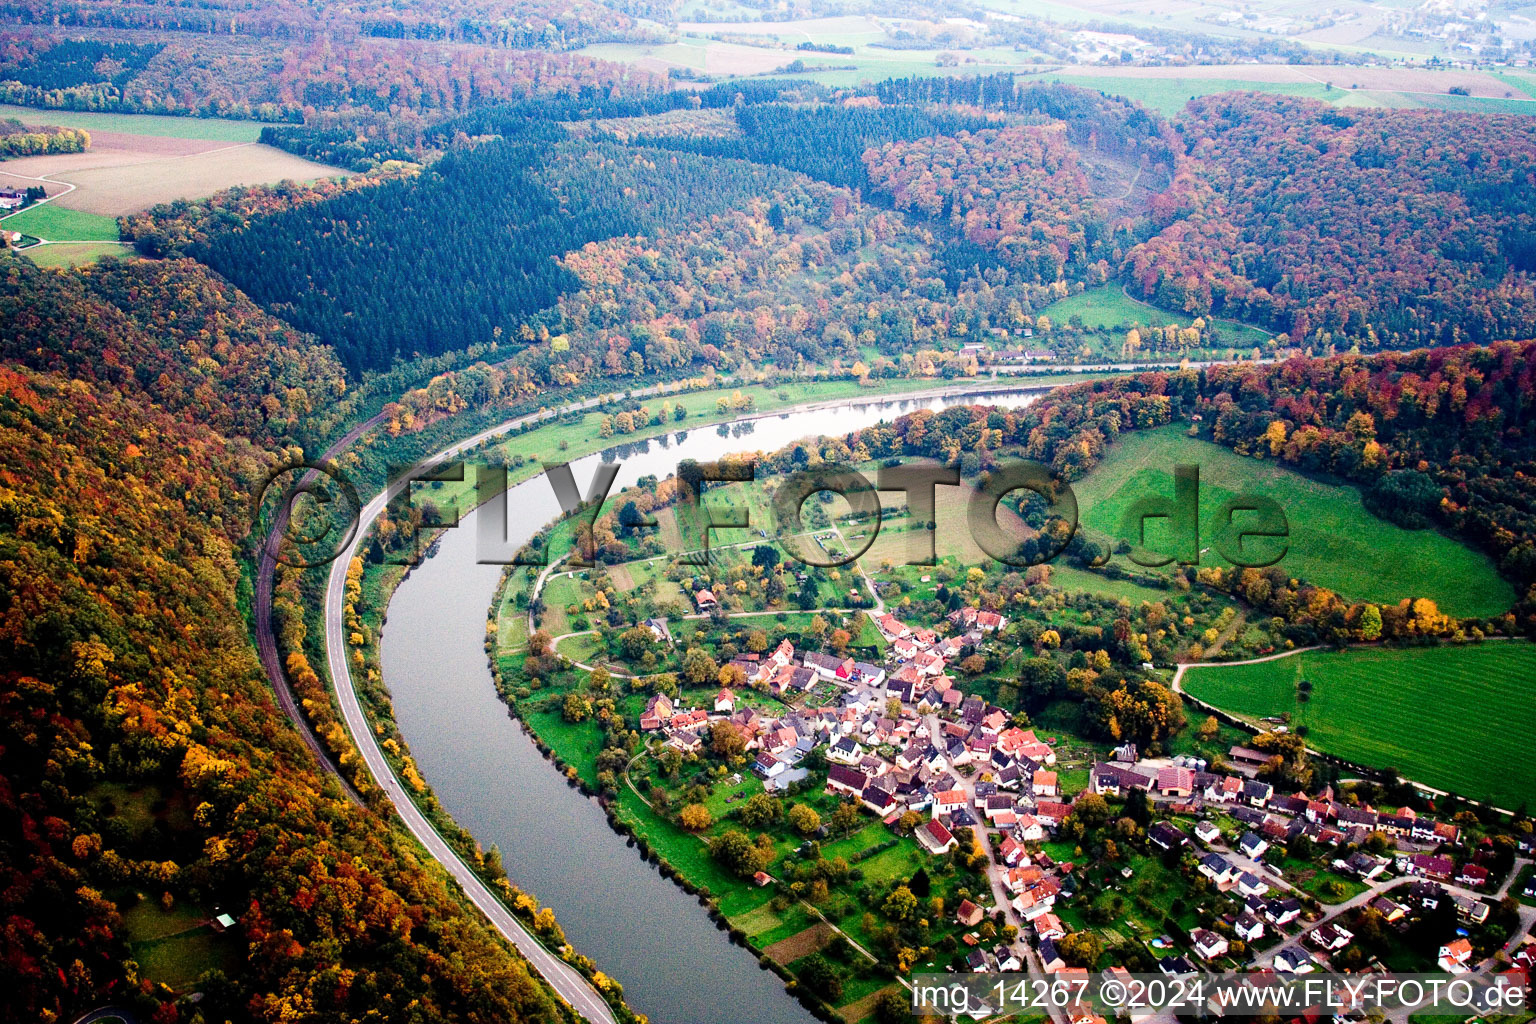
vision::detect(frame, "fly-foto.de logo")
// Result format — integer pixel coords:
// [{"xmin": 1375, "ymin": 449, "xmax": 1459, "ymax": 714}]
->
[{"xmin": 257, "ymin": 457, "xmax": 1288, "ymax": 572}]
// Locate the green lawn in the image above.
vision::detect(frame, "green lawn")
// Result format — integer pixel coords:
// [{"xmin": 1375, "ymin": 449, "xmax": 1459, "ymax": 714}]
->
[
  {"xmin": 5, "ymin": 204, "xmax": 120, "ymax": 241},
  {"xmin": 1045, "ymin": 564, "xmax": 1172, "ymax": 605},
  {"xmin": 0, "ymin": 103, "xmax": 263, "ymax": 141},
  {"xmin": 1181, "ymin": 642, "xmax": 1536, "ymax": 809},
  {"xmin": 22, "ymin": 241, "xmax": 131, "ymax": 267},
  {"xmin": 1073, "ymin": 426, "xmax": 1515, "ymax": 618}
]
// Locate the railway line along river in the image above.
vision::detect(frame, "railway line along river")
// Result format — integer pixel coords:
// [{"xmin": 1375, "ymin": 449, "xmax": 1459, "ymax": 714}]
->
[{"xmin": 378, "ymin": 386, "xmax": 1046, "ymax": 1024}]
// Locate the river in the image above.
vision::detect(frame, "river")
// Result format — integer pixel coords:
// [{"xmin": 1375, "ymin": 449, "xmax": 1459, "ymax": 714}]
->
[{"xmin": 379, "ymin": 387, "xmax": 1046, "ymax": 1024}]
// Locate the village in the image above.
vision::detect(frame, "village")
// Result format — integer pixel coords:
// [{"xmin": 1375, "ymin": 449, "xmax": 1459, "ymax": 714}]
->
[{"xmin": 625, "ymin": 597, "xmax": 1536, "ymax": 1023}]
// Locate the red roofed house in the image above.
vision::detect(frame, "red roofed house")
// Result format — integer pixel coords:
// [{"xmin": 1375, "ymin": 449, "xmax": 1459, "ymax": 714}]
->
[
  {"xmin": 1456, "ymin": 863, "xmax": 1490, "ymax": 888},
  {"xmin": 1438, "ymin": 938, "xmax": 1474, "ymax": 974},
  {"xmin": 917, "ymin": 818, "xmax": 958, "ymax": 855},
  {"xmin": 1033, "ymin": 770, "xmax": 1059, "ymax": 797}
]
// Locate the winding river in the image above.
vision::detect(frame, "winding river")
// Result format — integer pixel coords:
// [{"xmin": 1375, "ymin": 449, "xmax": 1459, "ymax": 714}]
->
[{"xmin": 379, "ymin": 387, "xmax": 1046, "ymax": 1024}]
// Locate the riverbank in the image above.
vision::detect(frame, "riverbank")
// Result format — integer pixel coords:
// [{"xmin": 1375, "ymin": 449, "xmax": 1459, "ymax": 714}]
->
[{"xmin": 348, "ymin": 380, "xmax": 1069, "ymax": 1024}]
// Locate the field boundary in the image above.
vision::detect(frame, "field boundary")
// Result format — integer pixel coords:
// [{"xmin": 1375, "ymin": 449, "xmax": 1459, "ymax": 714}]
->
[{"xmin": 1172, "ymin": 640, "xmax": 1529, "ymax": 814}]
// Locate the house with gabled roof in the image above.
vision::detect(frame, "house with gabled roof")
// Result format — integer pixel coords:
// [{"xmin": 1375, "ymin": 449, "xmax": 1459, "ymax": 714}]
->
[
  {"xmin": 1438, "ymin": 938, "xmax": 1473, "ymax": 974},
  {"xmin": 1234, "ymin": 911, "xmax": 1264, "ymax": 942},
  {"xmin": 1149, "ymin": 822, "xmax": 1188, "ymax": 851},
  {"xmin": 917, "ymin": 818, "xmax": 958, "ymax": 855},
  {"xmin": 1199, "ymin": 853, "xmax": 1236, "ymax": 884},
  {"xmin": 1274, "ymin": 947, "xmax": 1316, "ymax": 974},
  {"xmin": 826, "ymin": 765, "xmax": 868, "ymax": 797},
  {"xmin": 1191, "ymin": 928, "xmax": 1229, "ymax": 960}
]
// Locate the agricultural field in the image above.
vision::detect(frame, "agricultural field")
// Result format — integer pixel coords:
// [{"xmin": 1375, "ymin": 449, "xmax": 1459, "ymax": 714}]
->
[
  {"xmin": 19, "ymin": 240, "xmax": 132, "ymax": 268},
  {"xmin": 1180, "ymin": 642, "xmax": 1536, "ymax": 809},
  {"xmin": 0, "ymin": 103, "xmax": 263, "ymax": 141},
  {"xmin": 4, "ymin": 203, "xmax": 118, "ymax": 240},
  {"xmin": 0, "ymin": 134, "xmax": 346, "ymax": 217},
  {"xmin": 1073, "ymin": 426, "xmax": 1515, "ymax": 618}
]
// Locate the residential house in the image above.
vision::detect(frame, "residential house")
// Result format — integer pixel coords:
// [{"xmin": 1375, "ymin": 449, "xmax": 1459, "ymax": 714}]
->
[
  {"xmin": 1453, "ymin": 894, "xmax": 1490, "ymax": 925},
  {"xmin": 640, "ymin": 692, "xmax": 674, "ymax": 731},
  {"xmin": 1035, "ymin": 913, "xmax": 1066, "ymax": 941},
  {"xmin": 1199, "ymin": 853, "xmax": 1236, "ymax": 884},
  {"xmin": 1234, "ymin": 912, "xmax": 1265, "ymax": 942},
  {"xmin": 1340, "ymin": 851, "xmax": 1387, "ymax": 881},
  {"xmin": 1038, "ymin": 938, "xmax": 1066, "ymax": 972},
  {"xmin": 956, "ymin": 899, "xmax": 985, "ymax": 927},
  {"xmin": 1409, "ymin": 853, "xmax": 1455, "ymax": 882},
  {"xmin": 1149, "ymin": 822, "xmax": 1189, "ymax": 851},
  {"xmin": 1158, "ymin": 955, "xmax": 1197, "ymax": 977},
  {"xmin": 933, "ymin": 789, "xmax": 968, "ymax": 816},
  {"xmin": 1438, "ymin": 938, "xmax": 1474, "ymax": 975},
  {"xmin": 804, "ymin": 651, "xmax": 855, "ymax": 682},
  {"xmin": 1238, "ymin": 832, "xmax": 1269, "ymax": 860},
  {"xmin": 1237, "ymin": 871, "xmax": 1270, "ymax": 898},
  {"xmin": 917, "ymin": 818, "xmax": 958, "ymax": 855},
  {"xmin": 1368, "ymin": 896, "xmax": 1407, "ymax": 923},
  {"xmin": 754, "ymin": 751, "xmax": 785, "ymax": 779},
  {"xmin": 1032, "ymin": 770, "xmax": 1059, "ymax": 797},
  {"xmin": 1308, "ymin": 923, "xmax": 1353, "ymax": 952},
  {"xmin": 1014, "ymin": 815, "xmax": 1046, "ymax": 842},
  {"xmin": 1263, "ymin": 897, "xmax": 1302, "ymax": 927},
  {"xmin": 1456, "ymin": 863, "xmax": 1490, "ymax": 888},
  {"xmin": 827, "ymin": 736, "xmax": 864, "ymax": 765},
  {"xmin": 714, "ymin": 688, "xmax": 736, "ymax": 713},
  {"xmin": 1194, "ymin": 821, "xmax": 1222, "ymax": 844},
  {"xmin": 1274, "ymin": 947, "xmax": 1316, "ymax": 974},
  {"xmin": 852, "ymin": 661, "xmax": 886, "ymax": 687},
  {"xmin": 1243, "ymin": 780, "xmax": 1273, "ymax": 807},
  {"xmin": 694, "ymin": 588, "xmax": 717, "ymax": 610},
  {"xmin": 664, "ymin": 728, "xmax": 701, "ymax": 753},
  {"xmin": 1191, "ymin": 929, "xmax": 1230, "ymax": 960}
]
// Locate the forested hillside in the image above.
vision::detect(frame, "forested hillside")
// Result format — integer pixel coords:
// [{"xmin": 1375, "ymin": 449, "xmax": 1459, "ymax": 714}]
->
[
  {"xmin": 184, "ymin": 141, "xmax": 812, "ymax": 372},
  {"xmin": 1128, "ymin": 94, "xmax": 1536, "ymax": 348},
  {"xmin": 811, "ymin": 341, "xmax": 1536, "ymax": 635},
  {"xmin": 864, "ymin": 124, "xmax": 1105, "ymax": 283},
  {"xmin": 0, "ymin": 257, "xmax": 580, "ymax": 1023},
  {"xmin": 0, "ymin": 0, "xmax": 652, "ymax": 49},
  {"xmin": 0, "ymin": 32, "xmax": 661, "ymax": 121}
]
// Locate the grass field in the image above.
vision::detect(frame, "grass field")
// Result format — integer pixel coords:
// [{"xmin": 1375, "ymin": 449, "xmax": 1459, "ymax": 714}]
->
[
  {"xmin": 1074, "ymin": 426, "xmax": 1515, "ymax": 618},
  {"xmin": 1181, "ymin": 642, "xmax": 1536, "ymax": 809},
  {"xmin": 0, "ymin": 103, "xmax": 262, "ymax": 141},
  {"xmin": 20, "ymin": 241, "xmax": 132, "ymax": 267},
  {"xmin": 4, "ymin": 203, "xmax": 119, "ymax": 241},
  {"xmin": 1040, "ymin": 284, "xmax": 1275, "ymax": 348}
]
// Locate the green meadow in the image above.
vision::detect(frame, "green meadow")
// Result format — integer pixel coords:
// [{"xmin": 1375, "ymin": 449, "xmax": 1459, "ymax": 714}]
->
[
  {"xmin": 1182, "ymin": 642, "xmax": 1536, "ymax": 810},
  {"xmin": 1074, "ymin": 426, "xmax": 1515, "ymax": 618}
]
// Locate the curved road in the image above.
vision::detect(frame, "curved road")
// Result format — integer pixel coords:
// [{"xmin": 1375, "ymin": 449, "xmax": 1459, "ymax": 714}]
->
[{"xmin": 316, "ymin": 385, "xmax": 708, "ymax": 1024}]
